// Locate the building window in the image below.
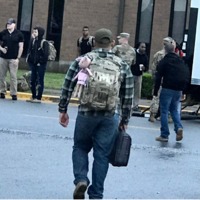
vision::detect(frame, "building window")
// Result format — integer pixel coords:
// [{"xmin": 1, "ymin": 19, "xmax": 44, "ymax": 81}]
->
[
  {"xmin": 19, "ymin": 0, "xmax": 34, "ymax": 31},
  {"xmin": 136, "ymin": 0, "xmax": 154, "ymax": 55},
  {"xmin": 18, "ymin": 0, "xmax": 34, "ymax": 57},
  {"xmin": 170, "ymin": 0, "xmax": 188, "ymax": 44},
  {"xmin": 47, "ymin": 0, "xmax": 65, "ymax": 60}
]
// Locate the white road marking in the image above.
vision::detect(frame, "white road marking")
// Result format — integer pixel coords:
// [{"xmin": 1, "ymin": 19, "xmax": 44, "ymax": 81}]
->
[{"xmin": 22, "ymin": 114, "xmax": 159, "ymax": 131}]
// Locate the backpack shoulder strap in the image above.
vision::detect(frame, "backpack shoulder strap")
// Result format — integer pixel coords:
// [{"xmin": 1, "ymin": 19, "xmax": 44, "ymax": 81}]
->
[
  {"xmin": 78, "ymin": 36, "xmax": 83, "ymax": 46},
  {"xmin": 40, "ymin": 39, "xmax": 46, "ymax": 49},
  {"xmin": 88, "ymin": 36, "xmax": 94, "ymax": 46},
  {"xmin": 78, "ymin": 36, "xmax": 94, "ymax": 47}
]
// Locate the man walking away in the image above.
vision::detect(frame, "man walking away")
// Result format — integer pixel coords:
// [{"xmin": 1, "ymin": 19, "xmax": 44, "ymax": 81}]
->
[
  {"xmin": 154, "ymin": 37, "xmax": 190, "ymax": 142},
  {"xmin": 59, "ymin": 28, "xmax": 133, "ymax": 199},
  {"xmin": 0, "ymin": 18, "xmax": 24, "ymax": 100}
]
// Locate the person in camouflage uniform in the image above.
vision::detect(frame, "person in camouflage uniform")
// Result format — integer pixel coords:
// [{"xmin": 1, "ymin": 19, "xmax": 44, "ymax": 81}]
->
[
  {"xmin": 149, "ymin": 49, "xmax": 166, "ymax": 122},
  {"xmin": 112, "ymin": 32, "xmax": 136, "ymax": 66},
  {"xmin": 112, "ymin": 32, "xmax": 136, "ymax": 115},
  {"xmin": 151, "ymin": 49, "xmax": 166, "ymax": 80}
]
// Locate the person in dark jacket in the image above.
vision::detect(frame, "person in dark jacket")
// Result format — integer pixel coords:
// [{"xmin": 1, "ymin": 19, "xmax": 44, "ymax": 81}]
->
[
  {"xmin": 131, "ymin": 42, "xmax": 148, "ymax": 111},
  {"xmin": 0, "ymin": 18, "xmax": 24, "ymax": 100},
  {"xmin": 26, "ymin": 26, "xmax": 49, "ymax": 103},
  {"xmin": 154, "ymin": 37, "xmax": 190, "ymax": 142}
]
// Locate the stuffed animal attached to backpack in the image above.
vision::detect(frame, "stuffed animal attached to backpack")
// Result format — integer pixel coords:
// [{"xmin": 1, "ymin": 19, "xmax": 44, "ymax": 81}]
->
[{"xmin": 73, "ymin": 56, "xmax": 93, "ymax": 98}]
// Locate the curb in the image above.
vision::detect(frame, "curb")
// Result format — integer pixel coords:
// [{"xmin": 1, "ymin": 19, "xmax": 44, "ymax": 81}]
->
[
  {"xmin": 5, "ymin": 92, "xmax": 196, "ymax": 118},
  {"xmin": 6, "ymin": 91, "xmax": 150, "ymax": 110},
  {"xmin": 6, "ymin": 91, "xmax": 79, "ymax": 104}
]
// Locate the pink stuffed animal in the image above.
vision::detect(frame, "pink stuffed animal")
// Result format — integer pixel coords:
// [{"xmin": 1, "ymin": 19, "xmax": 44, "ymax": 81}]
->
[{"xmin": 73, "ymin": 56, "xmax": 93, "ymax": 98}]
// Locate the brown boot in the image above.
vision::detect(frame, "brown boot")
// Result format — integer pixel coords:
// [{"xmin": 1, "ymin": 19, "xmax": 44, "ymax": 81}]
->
[
  {"xmin": 148, "ymin": 113, "xmax": 156, "ymax": 122},
  {"xmin": 176, "ymin": 128, "xmax": 183, "ymax": 141},
  {"xmin": 73, "ymin": 181, "xmax": 87, "ymax": 199}
]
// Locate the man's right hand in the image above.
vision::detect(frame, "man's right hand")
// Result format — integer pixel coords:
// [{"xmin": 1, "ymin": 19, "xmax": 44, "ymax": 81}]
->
[{"xmin": 59, "ymin": 112, "xmax": 69, "ymax": 127}]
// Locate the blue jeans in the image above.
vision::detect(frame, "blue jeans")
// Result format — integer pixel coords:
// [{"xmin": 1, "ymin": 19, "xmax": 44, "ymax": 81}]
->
[
  {"xmin": 72, "ymin": 112, "xmax": 118, "ymax": 199},
  {"xmin": 29, "ymin": 63, "xmax": 46, "ymax": 100},
  {"xmin": 159, "ymin": 88, "xmax": 183, "ymax": 138}
]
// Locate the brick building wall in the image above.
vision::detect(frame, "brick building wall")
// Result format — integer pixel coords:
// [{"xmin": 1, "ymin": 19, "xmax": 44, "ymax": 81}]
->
[
  {"xmin": 0, "ymin": 0, "xmax": 191, "ymax": 72},
  {"xmin": 150, "ymin": 0, "xmax": 172, "ymax": 65},
  {"xmin": 32, "ymin": 0, "xmax": 49, "ymax": 32},
  {"xmin": 0, "ymin": 0, "xmax": 19, "ymax": 29},
  {"xmin": 123, "ymin": 0, "xmax": 138, "ymax": 47},
  {"xmin": 61, "ymin": 0, "xmax": 121, "ymax": 61},
  {"xmin": 60, "ymin": 0, "xmax": 140, "ymax": 61}
]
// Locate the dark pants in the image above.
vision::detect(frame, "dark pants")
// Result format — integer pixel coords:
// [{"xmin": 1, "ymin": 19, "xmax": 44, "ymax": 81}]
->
[{"xmin": 29, "ymin": 63, "xmax": 46, "ymax": 100}]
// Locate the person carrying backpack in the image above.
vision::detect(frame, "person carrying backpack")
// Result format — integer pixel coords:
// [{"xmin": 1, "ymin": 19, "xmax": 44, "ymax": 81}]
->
[
  {"xmin": 154, "ymin": 37, "xmax": 190, "ymax": 142},
  {"xmin": 77, "ymin": 26, "xmax": 95, "ymax": 56},
  {"xmin": 26, "ymin": 26, "xmax": 49, "ymax": 103},
  {"xmin": 58, "ymin": 28, "xmax": 134, "ymax": 199}
]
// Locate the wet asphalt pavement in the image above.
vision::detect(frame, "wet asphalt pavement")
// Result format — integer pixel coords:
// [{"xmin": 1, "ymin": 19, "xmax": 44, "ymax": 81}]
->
[{"xmin": 0, "ymin": 99, "xmax": 200, "ymax": 199}]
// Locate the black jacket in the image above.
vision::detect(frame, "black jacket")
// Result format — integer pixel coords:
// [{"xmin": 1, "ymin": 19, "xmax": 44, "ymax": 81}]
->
[
  {"xmin": 153, "ymin": 52, "xmax": 190, "ymax": 96},
  {"xmin": 27, "ymin": 27, "xmax": 49, "ymax": 65},
  {"xmin": 131, "ymin": 50, "xmax": 148, "ymax": 76}
]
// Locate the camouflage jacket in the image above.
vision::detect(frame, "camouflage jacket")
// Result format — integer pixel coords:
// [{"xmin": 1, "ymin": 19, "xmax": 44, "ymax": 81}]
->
[
  {"xmin": 151, "ymin": 49, "xmax": 166, "ymax": 76},
  {"xmin": 112, "ymin": 44, "xmax": 136, "ymax": 66},
  {"xmin": 58, "ymin": 48, "xmax": 134, "ymax": 124}
]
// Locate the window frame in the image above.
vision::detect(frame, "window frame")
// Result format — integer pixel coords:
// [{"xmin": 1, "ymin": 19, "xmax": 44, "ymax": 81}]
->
[
  {"xmin": 17, "ymin": 0, "xmax": 34, "ymax": 57},
  {"xmin": 169, "ymin": 0, "xmax": 189, "ymax": 44},
  {"xmin": 135, "ymin": 0, "xmax": 155, "ymax": 56},
  {"xmin": 46, "ymin": 0, "xmax": 65, "ymax": 60}
]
